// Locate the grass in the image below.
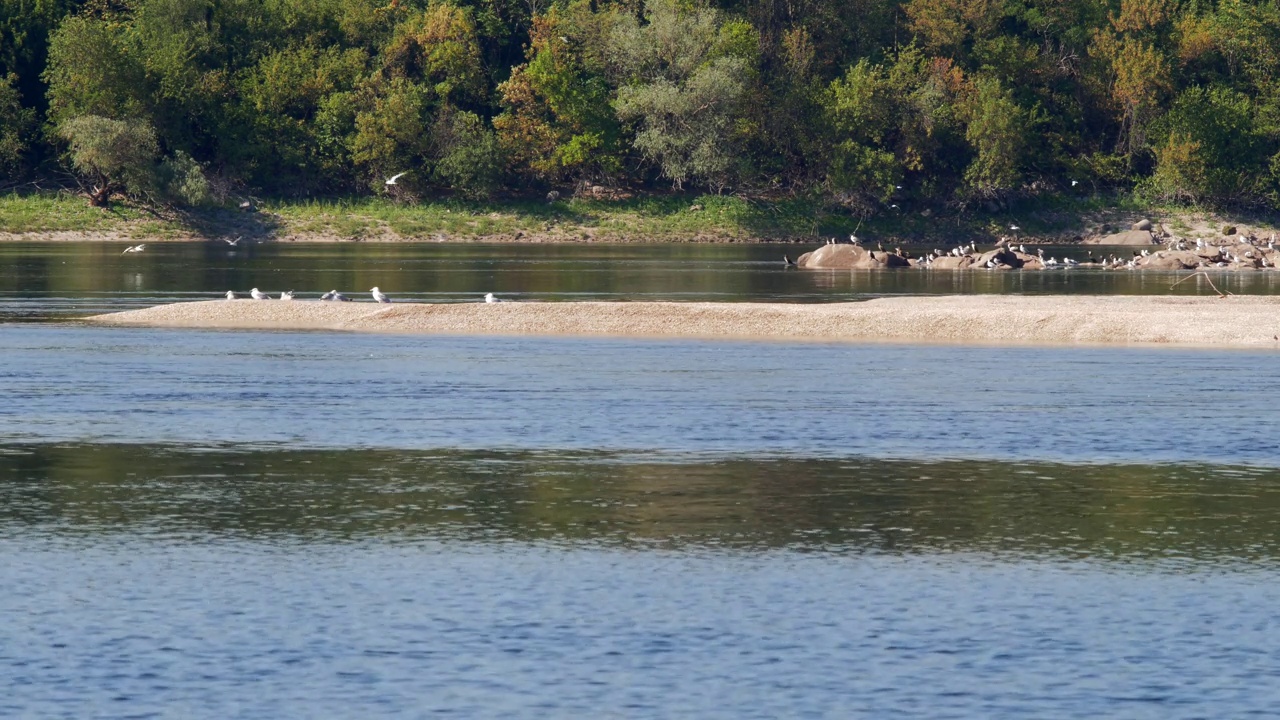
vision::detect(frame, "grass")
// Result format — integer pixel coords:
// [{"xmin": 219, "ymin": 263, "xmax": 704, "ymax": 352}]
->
[{"xmin": 4, "ymin": 189, "xmax": 1279, "ymax": 243}]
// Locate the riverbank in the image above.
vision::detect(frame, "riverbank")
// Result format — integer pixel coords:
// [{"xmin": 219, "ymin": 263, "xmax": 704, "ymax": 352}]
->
[
  {"xmin": 89, "ymin": 296, "xmax": 1280, "ymax": 349},
  {"xmin": 5, "ymin": 191, "xmax": 1279, "ymax": 245}
]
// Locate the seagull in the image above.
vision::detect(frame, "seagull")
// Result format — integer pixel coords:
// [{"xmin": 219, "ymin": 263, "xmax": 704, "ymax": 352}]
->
[
  {"xmin": 122, "ymin": 244, "xmax": 146, "ymax": 254},
  {"xmin": 783, "ymin": 255, "xmax": 797, "ymax": 267},
  {"xmin": 484, "ymin": 293, "xmax": 499, "ymax": 303},
  {"xmin": 250, "ymin": 287, "xmax": 271, "ymax": 300},
  {"xmin": 320, "ymin": 290, "xmax": 335, "ymax": 301},
  {"xmin": 280, "ymin": 290, "xmax": 294, "ymax": 300},
  {"xmin": 225, "ymin": 290, "xmax": 237, "ymax": 300},
  {"xmin": 1071, "ymin": 180, "xmax": 1079, "ymax": 187},
  {"xmin": 371, "ymin": 286, "xmax": 391, "ymax": 303},
  {"xmin": 849, "ymin": 234, "xmax": 860, "ymax": 245},
  {"xmin": 1009, "ymin": 225, "xmax": 1021, "ymax": 233},
  {"xmin": 225, "ymin": 236, "xmax": 242, "ymax": 246},
  {"xmin": 384, "ymin": 172, "xmax": 408, "ymax": 186},
  {"xmin": 321, "ymin": 290, "xmax": 350, "ymax": 302}
]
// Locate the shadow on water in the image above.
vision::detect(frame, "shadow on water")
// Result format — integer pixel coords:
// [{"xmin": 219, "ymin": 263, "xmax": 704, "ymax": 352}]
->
[{"xmin": 4, "ymin": 444, "xmax": 1280, "ymax": 563}]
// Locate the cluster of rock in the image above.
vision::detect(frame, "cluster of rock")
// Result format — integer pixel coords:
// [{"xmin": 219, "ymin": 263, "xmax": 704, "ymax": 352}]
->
[{"xmin": 794, "ymin": 227, "xmax": 1280, "ymax": 272}]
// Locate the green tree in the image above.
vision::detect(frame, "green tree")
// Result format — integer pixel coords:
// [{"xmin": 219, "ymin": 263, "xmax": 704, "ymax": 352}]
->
[
  {"xmin": 610, "ymin": 0, "xmax": 758, "ymax": 191},
  {"xmin": 57, "ymin": 115, "xmax": 159, "ymax": 205},
  {"xmin": 0, "ymin": 73, "xmax": 35, "ymax": 180}
]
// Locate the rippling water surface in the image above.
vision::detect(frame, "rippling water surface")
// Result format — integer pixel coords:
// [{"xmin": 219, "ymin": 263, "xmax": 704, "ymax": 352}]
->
[
  {"xmin": 3, "ymin": 241, "xmax": 1280, "ymax": 717},
  {"xmin": 3, "ymin": 241, "xmax": 1280, "ymax": 321}
]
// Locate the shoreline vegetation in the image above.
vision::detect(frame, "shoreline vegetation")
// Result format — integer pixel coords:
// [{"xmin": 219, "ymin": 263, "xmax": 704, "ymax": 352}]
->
[
  {"xmin": 5, "ymin": 0, "xmax": 1280, "ymax": 243},
  {"xmin": 4, "ymin": 191, "xmax": 1280, "ymax": 246},
  {"xmin": 91, "ymin": 296, "xmax": 1280, "ymax": 349}
]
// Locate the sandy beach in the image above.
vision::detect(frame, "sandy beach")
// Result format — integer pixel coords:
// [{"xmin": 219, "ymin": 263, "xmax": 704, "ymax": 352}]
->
[{"xmin": 87, "ymin": 296, "xmax": 1280, "ymax": 349}]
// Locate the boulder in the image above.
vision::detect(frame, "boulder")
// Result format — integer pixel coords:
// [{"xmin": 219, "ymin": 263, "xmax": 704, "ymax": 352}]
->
[
  {"xmin": 796, "ymin": 244, "xmax": 877, "ymax": 269},
  {"xmin": 1195, "ymin": 246, "xmax": 1223, "ymax": 260},
  {"xmin": 1086, "ymin": 230, "xmax": 1155, "ymax": 245},
  {"xmin": 1133, "ymin": 219, "xmax": 1153, "ymax": 231},
  {"xmin": 929, "ymin": 255, "xmax": 975, "ymax": 270},
  {"xmin": 975, "ymin": 248, "xmax": 1023, "ymax": 268},
  {"xmin": 1223, "ymin": 225, "xmax": 1237, "ymax": 236},
  {"xmin": 1135, "ymin": 250, "xmax": 1200, "ymax": 270}
]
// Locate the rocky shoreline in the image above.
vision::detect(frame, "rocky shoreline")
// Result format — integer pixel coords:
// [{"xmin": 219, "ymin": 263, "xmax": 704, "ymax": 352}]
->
[{"xmin": 795, "ymin": 229, "xmax": 1280, "ymax": 272}]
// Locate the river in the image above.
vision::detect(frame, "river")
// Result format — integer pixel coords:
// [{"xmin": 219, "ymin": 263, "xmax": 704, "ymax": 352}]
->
[{"xmin": 2, "ymin": 242, "xmax": 1279, "ymax": 718}]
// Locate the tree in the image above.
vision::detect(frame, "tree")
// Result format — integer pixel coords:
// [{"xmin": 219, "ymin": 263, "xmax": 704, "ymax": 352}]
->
[
  {"xmin": 431, "ymin": 107, "xmax": 503, "ymax": 198},
  {"xmin": 960, "ymin": 76, "xmax": 1033, "ymax": 198},
  {"xmin": 609, "ymin": 0, "xmax": 758, "ymax": 191},
  {"xmin": 0, "ymin": 73, "xmax": 35, "ymax": 180},
  {"xmin": 58, "ymin": 115, "xmax": 159, "ymax": 206}
]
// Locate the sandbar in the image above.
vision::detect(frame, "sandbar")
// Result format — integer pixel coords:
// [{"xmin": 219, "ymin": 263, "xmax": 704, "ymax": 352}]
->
[{"xmin": 86, "ymin": 296, "xmax": 1280, "ymax": 349}]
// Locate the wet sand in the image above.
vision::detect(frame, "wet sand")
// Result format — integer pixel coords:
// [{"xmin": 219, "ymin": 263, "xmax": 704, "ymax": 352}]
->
[{"xmin": 87, "ymin": 296, "xmax": 1280, "ymax": 349}]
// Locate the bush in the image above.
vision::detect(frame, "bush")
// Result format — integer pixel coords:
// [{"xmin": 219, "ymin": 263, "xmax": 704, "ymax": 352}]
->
[{"xmin": 156, "ymin": 151, "xmax": 212, "ymax": 206}]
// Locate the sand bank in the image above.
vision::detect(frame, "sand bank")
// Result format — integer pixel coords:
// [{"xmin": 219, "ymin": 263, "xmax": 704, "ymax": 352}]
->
[{"xmin": 88, "ymin": 296, "xmax": 1280, "ymax": 349}]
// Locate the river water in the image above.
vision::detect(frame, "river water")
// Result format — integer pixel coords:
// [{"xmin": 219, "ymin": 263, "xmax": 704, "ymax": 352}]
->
[{"xmin": 3, "ymin": 242, "xmax": 1280, "ymax": 718}]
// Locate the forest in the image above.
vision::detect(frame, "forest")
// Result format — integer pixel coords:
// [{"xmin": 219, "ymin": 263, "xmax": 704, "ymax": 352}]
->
[{"xmin": 2, "ymin": 0, "xmax": 1279, "ymax": 214}]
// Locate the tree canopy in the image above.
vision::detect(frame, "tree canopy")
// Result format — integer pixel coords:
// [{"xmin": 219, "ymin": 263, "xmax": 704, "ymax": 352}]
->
[{"xmin": 2, "ymin": 0, "xmax": 1279, "ymax": 209}]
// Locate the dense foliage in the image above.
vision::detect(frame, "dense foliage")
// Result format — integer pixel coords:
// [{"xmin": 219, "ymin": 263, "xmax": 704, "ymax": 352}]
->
[{"xmin": 2, "ymin": 0, "xmax": 1280, "ymax": 210}]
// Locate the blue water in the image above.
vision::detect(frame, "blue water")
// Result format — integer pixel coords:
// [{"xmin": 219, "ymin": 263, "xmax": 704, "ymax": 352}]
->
[
  {"xmin": 4, "ymin": 325, "xmax": 1278, "ymax": 465},
  {"xmin": 5, "ymin": 242, "xmax": 1280, "ymax": 718}
]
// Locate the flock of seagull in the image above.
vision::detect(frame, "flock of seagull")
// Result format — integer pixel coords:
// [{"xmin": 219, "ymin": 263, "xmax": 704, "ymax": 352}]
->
[{"xmin": 223, "ymin": 287, "xmax": 506, "ymax": 303}]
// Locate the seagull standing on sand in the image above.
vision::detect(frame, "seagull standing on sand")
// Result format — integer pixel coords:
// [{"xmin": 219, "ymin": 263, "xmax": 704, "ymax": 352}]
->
[
  {"xmin": 371, "ymin": 287, "xmax": 391, "ymax": 303},
  {"xmin": 122, "ymin": 244, "xmax": 146, "ymax": 254},
  {"xmin": 225, "ymin": 290, "xmax": 237, "ymax": 300},
  {"xmin": 384, "ymin": 172, "xmax": 408, "ymax": 186},
  {"xmin": 280, "ymin": 290, "xmax": 295, "ymax": 300},
  {"xmin": 484, "ymin": 293, "xmax": 500, "ymax": 303},
  {"xmin": 250, "ymin": 287, "xmax": 271, "ymax": 300}
]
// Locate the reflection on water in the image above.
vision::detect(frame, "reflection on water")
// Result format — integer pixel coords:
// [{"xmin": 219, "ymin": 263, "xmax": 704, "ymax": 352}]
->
[
  {"xmin": 5, "ymin": 444, "xmax": 1280, "ymax": 564},
  {"xmin": 3, "ymin": 241, "xmax": 1280, "ymax": 322}
]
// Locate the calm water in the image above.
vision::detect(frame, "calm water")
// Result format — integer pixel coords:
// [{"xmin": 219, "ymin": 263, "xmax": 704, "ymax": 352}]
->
[
  {"xmin": 3, "ymin": 242, "xmax": 1280, "ymax": 717},
  {"xmin": 3, "ymin": 241, "xmax": 1279, "ymax": 321}
]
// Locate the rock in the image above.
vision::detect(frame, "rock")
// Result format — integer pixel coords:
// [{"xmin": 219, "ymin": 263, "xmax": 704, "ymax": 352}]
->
[
  {"xmin": 1086, "ymin": 230, "xmax": 1155, "ymax": 245},
  {"xmin": 238, "ymin": 200, "xmax": 256, "ymax": 212},
  {"xmin": 871, "ymin": 251, "xmax": 911, "ymax": 268},
  {"xmin": 689, "ymin": 204, "xmax": 704, "ymax": 212},
  {"xmin": 975, "ymin": 248, "xmax": 1022, "ymax": 268},
  {"xmin": 929, "ymin": 255, "xmax": 974, "ymax": 270},
  {"xmin": 1135, "ymin": 250, "xmax": 1200, "ymax": 270},
  {"xmin": 796, "ymin": 244, "xmax": 875, "ymax": 269},
  {"xmin": 1223, "ymin": 225, "xmax": 1237, "ymax": 236},
  {"xmin": 1133, "ymin": 219, "xmax": 1153, "ymax": 231},
  {"xmin": 1195, "ymin": 246, "xmax": 1223, "ymax": 260}
]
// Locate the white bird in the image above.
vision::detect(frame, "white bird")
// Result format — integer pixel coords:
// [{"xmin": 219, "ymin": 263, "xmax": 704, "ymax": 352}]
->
[
  {"xmin": 1018, "ymin": 244, "xmax": 1027, "ymax": 254},
  {"xmin": 484, "ymin": 293, "xmax": 500, "ymax": 303},
  {"xmin": 225, "ymin": 290, "xmax": 237, "ymax": 300},
  {"xmin": 849, "ymin": 234, "xmax": 860, "ymax": 244},
  {"xmin": 122, "ymin": 244, "xmax": 146, "ymax": 254},
  {"xmin": 371, "ymin": 286, "xmax": 391, "ymax": 303},
  {"xmin": 321, "ymin": 290, "xmax": 350, "ymax": 302},
  {"xmin": 1071, "ymin": 180, "xmax": 1079, "ymax": 187},
  {"xmin": 280, "ymin": 290, "xmax": 295, "ymax": 300},
  {"xmin": 225, "ymin": 236, "xmax": 242, "ymax": 246},
  {"xmin": 384, "ymin": 172, "xmax": 408, "ymax": 186},
  {"xmin": 250, "ymin": 287, "xmax": 271, "ymax": 300},
  {"xmin": 1010, "ymin": 225, "xmax": 1021, "ymax": 232}
]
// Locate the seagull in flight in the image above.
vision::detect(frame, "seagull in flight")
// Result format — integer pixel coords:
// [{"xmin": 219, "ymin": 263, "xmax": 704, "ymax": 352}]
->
[
  {"xmin": 371, "ymin": 286, "xmax": 391, "ymax": 303},
  {"xmin": 250, "ymin": 287, "xmax": 271, "ymax": 300},
  {"xmin": 384, "ymin": 172, "xmax": 408, "ymax": 186},
  {"xmin": 225, "ymin": 236, "xmax": 242, "ymax": 246},
  {"xmin": 225, "ymin": 290, "xmax": 237, "ymax": 300},
  {"xmin": 122, "ymin": 244, "xmax": 146, "ymax": 254},
  {"xmin": 1071, "ymin": 180, "xmax": 1079, "ymax": 187}
]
